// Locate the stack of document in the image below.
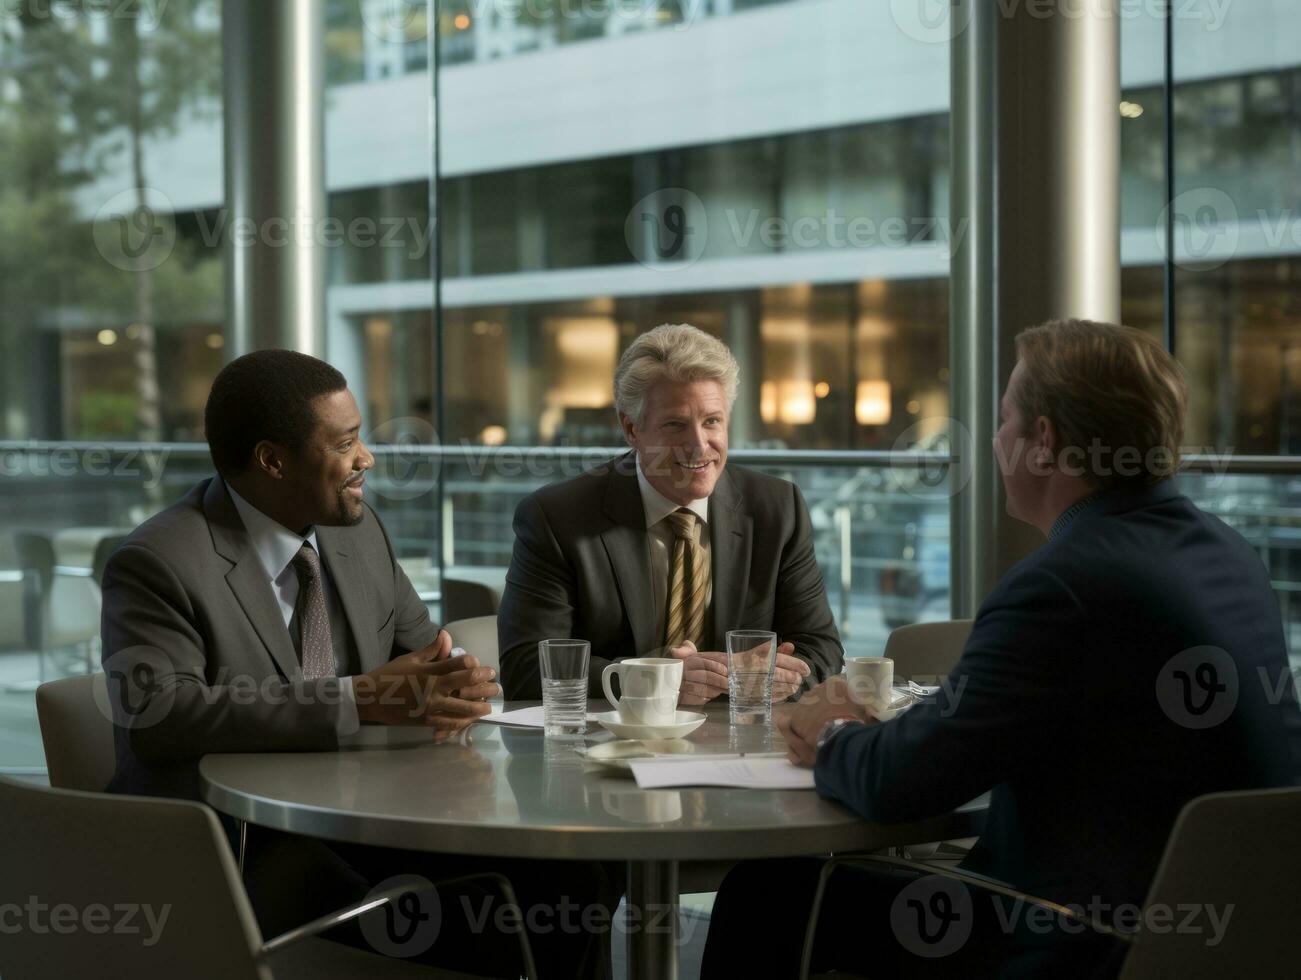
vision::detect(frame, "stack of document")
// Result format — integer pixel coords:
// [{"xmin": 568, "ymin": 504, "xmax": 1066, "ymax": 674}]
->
[{"xmin": 627, "ymin": 755, "xmax": 814, "ymax": 790}]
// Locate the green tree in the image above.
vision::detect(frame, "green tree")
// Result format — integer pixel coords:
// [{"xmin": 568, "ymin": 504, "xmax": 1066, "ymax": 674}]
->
[{"xmin": 0, "ymin": 0, "xmax": 222, "ymax": 441}]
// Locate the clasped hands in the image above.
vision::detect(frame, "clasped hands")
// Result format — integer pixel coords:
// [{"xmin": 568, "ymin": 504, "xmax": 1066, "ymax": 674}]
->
[
  {"xmin": 352, "ymin": 629, "xmax": 500, "ymax": 740},
  {"xmin": 668, "ymin": 639, "xmax": 811, "ymax": 707}
]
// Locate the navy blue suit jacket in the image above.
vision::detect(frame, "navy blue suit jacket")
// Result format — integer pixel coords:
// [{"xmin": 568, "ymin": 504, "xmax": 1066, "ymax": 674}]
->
[{"xmin": 817, "ymin": 480, "xmax": 1300, "ymax": 918}]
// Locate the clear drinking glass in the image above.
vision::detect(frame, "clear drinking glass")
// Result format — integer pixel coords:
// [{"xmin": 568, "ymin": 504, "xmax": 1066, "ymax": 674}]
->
[
  {"xmin": 726, "ymin": 630, "xmax": 778, "ymax": 726},
  {"xmin": 538, "ymin": 639, "xmax": 590, "ymax": 736}
]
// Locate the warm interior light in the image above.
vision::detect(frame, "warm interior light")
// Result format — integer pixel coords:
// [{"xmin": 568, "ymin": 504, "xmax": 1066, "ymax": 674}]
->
[
  {"xmin": 205, "ymin": 333, "xmax": 224, "ymax": 350},
  {"xmin": 814, "ymin": 381, "xmax": 831, "ymax": 399},
  {"xmin": 856, "ymin": 380, "xmax": 892, "ymax": 426},
  {"xmin": 97, "ymin": 329, "xmax": 117, "ymax": 346},
  {"xmin": 454, "ymin": 14, "xmax": 471, "ymax": 30},
  {"xmin": 779, "ymin": 380, "xmax": 816, "ymax": 424},
  {"xmin": 547, "ymin": 316, "xmax": 618, "ymax": 412},
  {"xmin": 761, "ymin": 380, "xmax": 817, "ymax": 424},
  {"xmin": 480, "ymin": 425, "xmax": 507, "ymax": 446},
  {"xmin": 760, "ymin": 381, "xmax": 777, "ymax": 424}
]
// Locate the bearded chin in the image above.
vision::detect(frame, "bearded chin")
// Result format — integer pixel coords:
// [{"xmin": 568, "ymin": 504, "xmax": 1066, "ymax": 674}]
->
[{"xmin": 338, "ymin": 488, "xmax": 365, "ymax": 527}]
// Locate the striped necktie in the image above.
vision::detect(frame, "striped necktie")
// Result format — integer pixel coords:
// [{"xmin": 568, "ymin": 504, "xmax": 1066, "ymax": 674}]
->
[{"xmin": 665, "ymin": 508, "xmax": 708, "ymax": 649}]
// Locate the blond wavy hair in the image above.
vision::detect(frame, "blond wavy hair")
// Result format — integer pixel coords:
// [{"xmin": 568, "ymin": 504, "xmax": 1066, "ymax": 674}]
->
[{"xmin": 614, "ymin": 324, "xmax": 739, "ymax": 424}]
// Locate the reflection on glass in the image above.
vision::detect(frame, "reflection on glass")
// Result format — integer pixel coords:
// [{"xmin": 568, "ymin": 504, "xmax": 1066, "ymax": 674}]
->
[{"xmin": 1121, "ymin": 6, "xmax": 1301, "ymax": 455}]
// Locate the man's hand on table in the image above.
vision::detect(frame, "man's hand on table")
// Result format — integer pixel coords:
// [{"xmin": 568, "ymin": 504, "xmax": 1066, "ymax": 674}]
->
[
  {"xmin": 670, "ymin": 641, "xmax": 729, "ymax": 706},
  {"xmin": 352, "ymin": 629, "xmax": 501, "ymax": 739},
  {"xmin": 771, "ymin": 642, "xmax": 812, "ymax": 701},
  {"xmin": 670, "ymin": 639, "xmax": 813, "ymax": 707},
  {"xmin": 776, "ymin": 675, "xmax": 869, "ymax": 768}
]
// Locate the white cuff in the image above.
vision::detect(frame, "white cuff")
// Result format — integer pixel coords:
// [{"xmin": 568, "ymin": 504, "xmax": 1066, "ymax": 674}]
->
[{"xmin": 335, "ymin": 675, "xmax": 360, "ymax": 737}]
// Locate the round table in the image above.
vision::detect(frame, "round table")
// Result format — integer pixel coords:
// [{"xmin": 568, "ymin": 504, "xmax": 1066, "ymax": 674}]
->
[{"xmin": 201, "ymin": 702, "xmax": 985, "ymax": 978}]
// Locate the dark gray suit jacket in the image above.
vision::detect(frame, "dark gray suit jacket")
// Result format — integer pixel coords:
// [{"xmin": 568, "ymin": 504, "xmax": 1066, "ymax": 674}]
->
[
  {"xmin": 498, "ymin": 454, "xmax": 843, "ymax": 699},
  {"xmin": 100, "ymin": 477, "xmax": 440, "ymax": 800}
]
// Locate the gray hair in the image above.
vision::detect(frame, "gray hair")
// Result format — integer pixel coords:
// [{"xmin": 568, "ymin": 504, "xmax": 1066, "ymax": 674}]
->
[{"xmin": 613, "ymin": 324, "xmax": 740, "ymax": 424}]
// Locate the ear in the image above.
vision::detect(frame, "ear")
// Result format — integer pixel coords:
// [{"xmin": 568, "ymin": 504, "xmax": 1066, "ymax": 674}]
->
[
  {"xmin": 252, "ymin": 440, "xmax": 287, "ymax": 480},
  {"xmin": 618, "ymin": 413, "xmax": 638, "ymax": 449},
  {"xmin": 1034, "ymin": 415, "xmax": 1058, "ymax": 456}
]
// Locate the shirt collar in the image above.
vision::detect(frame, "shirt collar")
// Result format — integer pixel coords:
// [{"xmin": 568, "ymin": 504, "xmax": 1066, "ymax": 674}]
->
[
  {"xmin": 634, "ymin": 456, "xmax": 710, "ymax": 529},
  {"xmin": 225, "ymin": 479, "xmax": 320, "ymax": 582},
  {"xmin": 1048, "ymin": 490, "xmax": 1107, "ymax": 540}
]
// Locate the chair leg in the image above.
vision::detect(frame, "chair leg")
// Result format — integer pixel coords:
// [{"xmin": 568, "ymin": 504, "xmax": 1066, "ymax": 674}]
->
[{"xmin": 238, "ymin": 820, "xmax": 247, "ymax": 876}]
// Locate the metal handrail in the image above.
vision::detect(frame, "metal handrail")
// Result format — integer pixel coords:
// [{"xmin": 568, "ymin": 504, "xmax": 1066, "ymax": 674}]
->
[{"xmin": 2, "ymin": 440, "xmax": 1299, "ymax": 474}]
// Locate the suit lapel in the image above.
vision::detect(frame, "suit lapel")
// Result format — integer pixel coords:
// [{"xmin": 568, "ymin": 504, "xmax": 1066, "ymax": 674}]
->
[
  {"xmin": 315, "ymin": 530, "xmax": 379, "ymax": 671},
  {"xmin": 708, "ymin": 467, "xmax": 752, "ymax": 652},
  {"xmin": 203, "ymin": 478, "xmax": 301, "ymax": 681},
  {"xmin": 599, "ymin": 455, "xmax": 657, "ymax": 655}
]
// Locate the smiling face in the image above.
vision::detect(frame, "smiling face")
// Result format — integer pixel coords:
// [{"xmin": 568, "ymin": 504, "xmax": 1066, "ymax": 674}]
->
[
  {"xmin": 272, "ymin": 388, "xmax": 374, "ymax": 530},
  {"xmin": 621, "ymin": 378, "xmax": 729, "ymax": 506}
]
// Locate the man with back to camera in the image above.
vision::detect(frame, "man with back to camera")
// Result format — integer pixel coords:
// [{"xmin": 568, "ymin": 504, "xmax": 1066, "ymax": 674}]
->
[
  {"xmin": 701, "ymin": 318, "xmax": 1301, "ymax": 978},
  {"xmin": 497, "ymin": 322, "xmax": 844, "ymax": 706},
  {"xmin": 100, "ymin": 349, "xmax": 613, "ymax": 978}
]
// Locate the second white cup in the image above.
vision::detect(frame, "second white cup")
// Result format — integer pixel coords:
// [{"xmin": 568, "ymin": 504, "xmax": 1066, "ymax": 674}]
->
[{"xmin": 844, "ymin": 656, "xmax": 894, "ymax": 714}]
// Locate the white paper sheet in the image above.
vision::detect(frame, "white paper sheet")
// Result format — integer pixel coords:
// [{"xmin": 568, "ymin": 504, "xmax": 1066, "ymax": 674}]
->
[
  {"xmin": 628, "ymin": 756, "xmax": 815, "ymax": 790},
  {"xmin": 479, "ymin": 706, "xmax": 599, "ymax": 728}
]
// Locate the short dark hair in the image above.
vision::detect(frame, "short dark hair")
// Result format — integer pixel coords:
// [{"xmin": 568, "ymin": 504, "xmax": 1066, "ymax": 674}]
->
[
  {"xmin": 204, "ymin": 349, "xmax": 348, "ymax": 476},
  {"xmin": 1014, "ymin": 318, "xmax": 1188, "ymax": 489}
]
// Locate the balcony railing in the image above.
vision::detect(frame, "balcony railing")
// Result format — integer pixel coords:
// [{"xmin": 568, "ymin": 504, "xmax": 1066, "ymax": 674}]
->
[{"xmin": 1, "ymin": 441, "xmax": 1298, "ymax": 667}]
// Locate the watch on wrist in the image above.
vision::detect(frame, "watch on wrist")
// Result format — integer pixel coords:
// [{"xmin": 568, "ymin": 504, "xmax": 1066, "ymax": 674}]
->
[{"xmin": 815, "ymin": 717, "xmax": 861, "ymax": 753}]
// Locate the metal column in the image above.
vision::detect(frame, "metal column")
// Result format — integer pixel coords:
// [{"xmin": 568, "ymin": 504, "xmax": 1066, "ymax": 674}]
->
[
  {"xmin": 626, "ymin": 859, "xmax": 679, "ymax": 980},
  {"xmin": 950, "ymin": 0, "xmax": 1121, "ymax": 614},
  {"xmin": 222, "ymin": 0, "xmax": 327, "ymax": 358}
]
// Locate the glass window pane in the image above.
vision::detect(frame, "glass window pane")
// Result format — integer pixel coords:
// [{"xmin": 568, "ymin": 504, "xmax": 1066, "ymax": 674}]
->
[{"xmin": 0, "ymin": 2, "xmax": 224, "ymax": 768}]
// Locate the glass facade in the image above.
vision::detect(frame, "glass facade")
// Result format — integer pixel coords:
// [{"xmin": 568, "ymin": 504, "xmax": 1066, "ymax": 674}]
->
[{"xmin": 0, "ymin": 2, "xmax": 1297, "ymax": 771}]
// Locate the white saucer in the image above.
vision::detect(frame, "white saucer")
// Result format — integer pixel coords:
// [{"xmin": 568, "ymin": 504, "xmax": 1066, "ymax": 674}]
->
[
  {"xmin": 580, "ymin": 738, "xmax": 696, "ymax": 774},
  {"xmin": 591, "ymin": 710, "xmax": 707, "ymax": 741}
]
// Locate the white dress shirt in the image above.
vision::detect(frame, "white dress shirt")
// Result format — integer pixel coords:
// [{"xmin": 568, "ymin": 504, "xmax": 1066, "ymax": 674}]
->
[
  {"xmin": 635, "ymin": 457, "xmax": 713, "ymax": 648},
  {"xmin": 226, "ymin": 482, "xmax": 359, "ymax": 735}
]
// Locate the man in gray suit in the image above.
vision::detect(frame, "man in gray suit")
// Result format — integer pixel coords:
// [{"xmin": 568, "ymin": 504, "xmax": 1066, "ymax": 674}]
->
[
  {"xmin": 101, "ymin": 350, "xmax": 610, "ymax": 978},
  {"xmin": 102, "ymin": 349, "xmax": 497, "ymax": 801},
  {"xmin": 500, "ymin": 323, "xmax": 843, "ymax": 703}
]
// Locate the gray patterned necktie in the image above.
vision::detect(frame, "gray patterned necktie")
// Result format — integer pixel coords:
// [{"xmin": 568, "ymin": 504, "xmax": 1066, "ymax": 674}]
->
[{"xmin": 291, "ymin": 542, "xmax": 336, "ymax": 679}]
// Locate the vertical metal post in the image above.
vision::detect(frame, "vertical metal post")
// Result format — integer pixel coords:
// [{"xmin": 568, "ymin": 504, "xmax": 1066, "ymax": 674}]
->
[
  {"xmin": 949, "ymin": 0, "xmax": 1000, "ymax": 618},
  {"xmin": 950, "ymin": 0, "xmax": 1122, "ymax": 613},
  {"xmin": 222, "ymin": 0, "xmax": 326, "ymax": 357},
  {"xmin": 836, "ymin": 505, "xmax": 852, "ymax": 640},
  {"xmin": 626, "ymin": 859, "xmax": 679, "ymax": 980}
]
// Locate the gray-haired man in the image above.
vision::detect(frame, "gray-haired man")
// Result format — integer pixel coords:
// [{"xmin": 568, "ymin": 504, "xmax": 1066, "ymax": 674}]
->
[{"xmin": 499, "ymin": 323, "xmax": 843, "ymax": 701}]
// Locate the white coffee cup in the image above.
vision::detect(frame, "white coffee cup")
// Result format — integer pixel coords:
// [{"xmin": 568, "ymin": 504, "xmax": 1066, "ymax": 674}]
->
[
  {"xmin": 616, "ymin": 694, "xmax": 678, "ymax": 726},
  {"xmin": 602, "ymin": 658, "xmax": 683, "ymax": 726},
  {"xmin": 845, "ymin": 657, "xmax": 894, "ymax": 714}
]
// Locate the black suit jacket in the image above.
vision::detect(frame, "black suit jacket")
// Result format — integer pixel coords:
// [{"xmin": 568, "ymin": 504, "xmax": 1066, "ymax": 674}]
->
[
  {"xmin": 100, "ymin": 477, "xmax": 440, "ymax": 800},
  {"xmin": 498, "ymin": 454, "xmax": 843, "ymax": 699},
  {"xmin": 815, "ymin": 480, "xmax": 1301, "ymax": 966}
]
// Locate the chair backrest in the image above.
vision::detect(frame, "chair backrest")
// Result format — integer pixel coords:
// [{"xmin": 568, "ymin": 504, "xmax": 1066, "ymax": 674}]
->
[
  {"xmin": 0, "ymin": 775, "xmax": 269, "ymax": 980},
  {"xmin": 36, "ymin": 674, "xmax": 118, "ymax": 793},
  {"xmin": 13, "ymin": 531, "xmax": 56, "ymax": 597},
  {"xmin": 444, "ymin": 615, "xmax": 499, "ymax": 674},
  {"xmin": 1118, "ymin": 786, "xmax": 1301, "ymax": 979},
  {"xmin": 882, "ymin": 619, "xmax": 974, "ymax": 682},
  {"xmin": 441, "ymin": 566, "xmax": 507, "ymax": 623}
]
